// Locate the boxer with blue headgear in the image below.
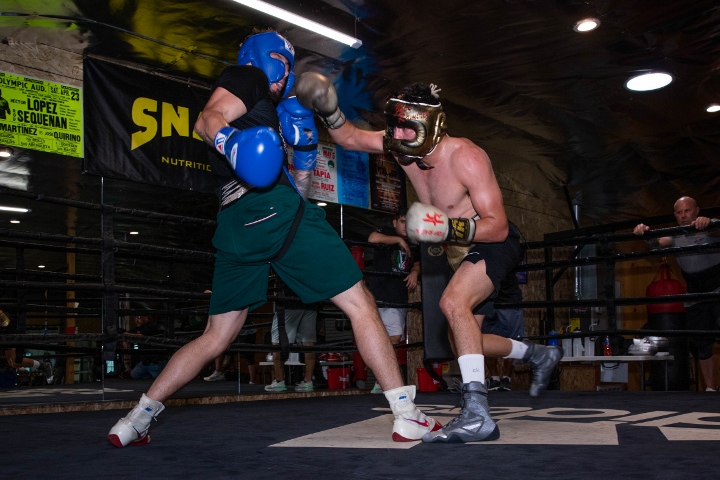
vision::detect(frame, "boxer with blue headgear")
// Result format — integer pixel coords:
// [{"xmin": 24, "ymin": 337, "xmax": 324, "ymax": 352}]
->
[{"xmin": 238, "ymin": 31, "xmax": 295, "ymax": 98}]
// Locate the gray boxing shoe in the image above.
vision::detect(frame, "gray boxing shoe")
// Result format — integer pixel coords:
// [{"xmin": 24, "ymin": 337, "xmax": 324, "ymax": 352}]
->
[
  {"xmin": 522, "ymin": 339, "xmax": 563, "ymax": 397},
  {"xmin": 422, "ymin": 381, "xmax": 500, "ymax": 443}
]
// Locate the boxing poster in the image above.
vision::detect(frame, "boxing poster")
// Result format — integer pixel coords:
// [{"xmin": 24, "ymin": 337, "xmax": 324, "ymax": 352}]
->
[
  {"xmin": 370, "ymin": 152, "xmax": 406, "ymax": 214},
  {"xmin": 308, "ymin": 143, "xmax": 339, "ymax": 203},
  {"xmin": 83, "ymin": 58, "xmax": 216, "ymax": 193},
  {"xmin": 336, "ymin": 147, "xmax": 369, "ymax": 208},
  {"xmin": 0, "ymin": 71, "xmax": 83, "ymax": 158}
]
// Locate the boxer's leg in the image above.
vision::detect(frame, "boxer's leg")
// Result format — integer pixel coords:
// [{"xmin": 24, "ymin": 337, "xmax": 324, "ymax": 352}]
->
[
  {"xmin": 108, "ymin": 309, "xmax": 247, "ymax": 448},
  {"xmin": 331, "ymin": 281, "xmax": 441, "ymax": 441},
  {"xmin": 424, "ymin": 261, "xmax": 498, "ymax": 443}
]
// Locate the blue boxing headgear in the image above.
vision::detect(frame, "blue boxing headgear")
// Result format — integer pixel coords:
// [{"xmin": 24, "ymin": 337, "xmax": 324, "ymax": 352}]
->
[{"xmin": 238, "ymin": 32, "xmax": 295, "ymax": 96}]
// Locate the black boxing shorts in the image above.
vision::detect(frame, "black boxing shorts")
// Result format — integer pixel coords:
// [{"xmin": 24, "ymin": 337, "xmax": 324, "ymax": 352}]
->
[{"xmin": 461, "ymin": 224, "xmax": 522, "ymax": 307}]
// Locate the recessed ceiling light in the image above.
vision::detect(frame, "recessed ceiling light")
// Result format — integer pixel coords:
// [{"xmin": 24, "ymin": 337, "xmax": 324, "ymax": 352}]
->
[
  {"xmin": 0, "ymin": 206, "xmax": 29, "ymax": 212},
  {"xmin": 129, "ymin": 231, "xmax": 139, "ymax": 235},
  {"xmin": 38, "ymin": 265, "xmax": 45, "ymax": 269},
  {"xmin": 706, "ymin": 103, "xmax": 720, "ymax": 113},
  {"xmin": 9, "ymin": 220, "xmax": 19, "ymax": 224},
  {"xmin": 573, "ymin": 18, "xmax": 600, "ymax": 32},
  {"xmin": 317, "ymin": 202, "xmax": 327, "ymax": 207},
  {"xmin": 626, "ymin": 72, "xmax": 673, "ymax": 91}
]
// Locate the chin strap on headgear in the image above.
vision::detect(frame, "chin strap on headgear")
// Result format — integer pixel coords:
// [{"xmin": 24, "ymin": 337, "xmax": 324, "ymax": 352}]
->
[
  {"xmin": 238, "ymin": 31, "xmax": 295, "ymax": 96},
  {"xmin": 383, "ymin": 95, "xmax": 446, "ymax": 167}
]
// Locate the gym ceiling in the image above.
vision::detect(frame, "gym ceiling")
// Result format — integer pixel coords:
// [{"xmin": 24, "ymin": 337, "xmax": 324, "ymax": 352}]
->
[{"xmin": 0, "ymin": 0, "xmax": 719, "ymax": 246}]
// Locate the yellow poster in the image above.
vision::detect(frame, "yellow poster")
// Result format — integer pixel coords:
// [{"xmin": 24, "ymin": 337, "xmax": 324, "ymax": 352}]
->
[{"xmin": 0, "ymin": 72, "xmax": 83, "ymax": 158}]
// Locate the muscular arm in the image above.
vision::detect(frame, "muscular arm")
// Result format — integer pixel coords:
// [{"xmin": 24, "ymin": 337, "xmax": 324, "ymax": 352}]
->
[
  {"xmin": 457, "ymin": 145, "xmax": 508, "ymax": 243},
  {"xmin": 327, "ymin": 122, "xmax": 385, "ymax": 154},
  {"xmin": 193, "ymin": 87, "xmax": 248, "ymax": 146}
]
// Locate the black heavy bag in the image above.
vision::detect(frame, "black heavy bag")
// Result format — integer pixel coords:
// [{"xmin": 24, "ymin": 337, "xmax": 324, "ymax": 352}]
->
[{"xmin": 420, "ymin": 243, "xmax": 455, "ymax": 361}]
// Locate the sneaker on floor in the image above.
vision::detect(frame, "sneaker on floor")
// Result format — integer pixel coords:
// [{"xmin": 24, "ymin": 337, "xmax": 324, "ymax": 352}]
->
[
  {"xmin": 498, "ymin": 376, "xmax": 512, "ymax": 391},
  {"xmin": 522, "ymin": 339, "xmax": 563, "ymax": 397},
  {"xmin": 422, "ymin": 381, "xmax": 499, "ymax": 444},
  {"xmin": 385, "ymin": 385, "xmax": 442, "ymax": 442},
  {"xmin": 295, "ymin": 380, "xmax": 314, "ymax": 392},
  {"xmin": 706, "ymin": 387, "xmax": 718, "ymax": 392},
  {"xmin": 42, "ymin": 361, "xmax": 54, "ymax": 385},
  {"xmin": 487, "ymin": 378, "xmax": 501, "ymax": 391},
  {"xmin": 265, "ymin": 379, "xmax": 287, "ymax": 392},
  {"xmin": 371, "ymin": 382, "xmax": 383, "ymax": 394},
  {"xmin": 203, "ymin": 371, "xmax": 224, "ymax": 382},
  {"xmin": 108, "ymin": 394, "xmax": 165, "ymax": 448}
]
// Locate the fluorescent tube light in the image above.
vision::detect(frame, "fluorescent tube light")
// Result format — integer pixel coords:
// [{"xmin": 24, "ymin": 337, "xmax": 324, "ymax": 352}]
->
[
  {"xmin": 0, "ymin": 206, "xmax": 29, "ymax": 213},
  {"xmin": 232, "ymin": 0, "xmax": 362, "ymax": 48}
]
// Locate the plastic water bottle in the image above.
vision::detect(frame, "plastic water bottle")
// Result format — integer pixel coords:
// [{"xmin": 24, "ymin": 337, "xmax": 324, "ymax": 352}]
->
[{"xmin": 603, "ymin": 336, "xmax": 612, "ymax": 356}]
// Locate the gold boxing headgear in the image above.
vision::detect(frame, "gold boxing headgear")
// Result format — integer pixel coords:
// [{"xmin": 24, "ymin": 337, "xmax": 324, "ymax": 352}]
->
[{"xmin": 383, "ymin": 95, "xmax": 446, "ymax": 166}]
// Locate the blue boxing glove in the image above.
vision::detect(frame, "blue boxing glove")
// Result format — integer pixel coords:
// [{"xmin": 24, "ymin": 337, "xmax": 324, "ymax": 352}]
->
[
  {"xmin": 277, "ymin": 96, "xmax": 318, "ymax": 171},
  {"xmin": 213, "ymin": 126, "xmax": 283, "ymax": 188}
]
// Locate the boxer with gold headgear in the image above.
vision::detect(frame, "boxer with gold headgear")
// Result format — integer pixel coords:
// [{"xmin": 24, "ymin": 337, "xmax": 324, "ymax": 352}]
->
[{"xmin": 382, "ymin": 83, "xmax": 447, "ymax": 170}]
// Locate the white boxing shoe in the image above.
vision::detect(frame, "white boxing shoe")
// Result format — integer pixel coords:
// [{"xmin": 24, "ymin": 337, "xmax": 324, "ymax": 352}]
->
[
  {"xmin": 384, "ymin": 385, "xmax": 442, "ymax": 442},
  {"xmin": 108, "ymin": 394, "xmax": 165, "ymax": 448}
]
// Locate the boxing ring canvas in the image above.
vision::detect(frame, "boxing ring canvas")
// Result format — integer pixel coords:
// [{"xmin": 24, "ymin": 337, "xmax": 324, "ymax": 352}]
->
[{"xmin": 2, "ymin": 390, "xmax": 719, "ymax": 479}]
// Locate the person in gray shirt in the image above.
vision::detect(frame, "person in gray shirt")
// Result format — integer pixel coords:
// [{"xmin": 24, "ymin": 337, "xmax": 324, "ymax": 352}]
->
[{"xmin": 635, "ymin": 196, "xmax": 720, "ymax": 391}]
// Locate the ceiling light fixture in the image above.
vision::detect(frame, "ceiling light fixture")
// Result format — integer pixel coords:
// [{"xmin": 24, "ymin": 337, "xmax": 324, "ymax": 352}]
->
[
  {"xmin": 317, "ymin": 202, "xmax": 327, "ymax": 207},
  {"xmin": 129, "ymin": 231, "xmax": 139, "ymax": 235},
  {"xmin": 38, "ymin": 265, "xmax": 45, "ymax": 269},
  {"xmin": 706, "ymin": 103, "xmax": 720, "ymax": 113},
  {"xmin": 0, "ymin": 146, "xmax": 13, "ymax": 158},
  {"xmin": 626, "ymin": 72, "xmax": 673, "ymax": 91},
  {"xmin": 232, "ymin": 0, "xmax": 362, "ymax": 48},
  {"xmin": 0, "ymin": 206, "xmax": 30, "ymax": 213},
  {"xmin": 9, "ymin": 220, "xmax": 19, "ymax": 224},
  {"xmin": 573, "ymin": 18, "xmax": 601, "ymax": 32}
]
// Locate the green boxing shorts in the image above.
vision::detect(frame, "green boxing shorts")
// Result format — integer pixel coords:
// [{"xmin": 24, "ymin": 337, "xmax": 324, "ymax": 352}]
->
[{"xmin": 209, "ymin": 184, "xmax": 362, "ymax": 315}]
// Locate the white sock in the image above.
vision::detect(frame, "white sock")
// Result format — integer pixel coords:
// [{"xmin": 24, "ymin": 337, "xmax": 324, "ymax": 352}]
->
[
  {"xmin": 504, "ymin": 339, "xmax": 529, "ymax": 359},
  {"xmin": 31, "ymin": 359, "xmax": 41, "ymax": 369},
  {"xmin": 458, "ymin": 354, "xmax": 485, "ymax": 384}
]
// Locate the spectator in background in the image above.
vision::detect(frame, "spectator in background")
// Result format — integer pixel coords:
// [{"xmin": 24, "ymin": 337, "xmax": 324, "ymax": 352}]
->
[
  {"xmin": 265, "ymin": 308, "xmax": 318, "ymax": 392},
  {"xmin": 634, "ymin": 195, "xmax": 720, "ymax": 392},
  {"xmin": 366, "ymin": 212, "xmax": 420, "ymax": 393},
  {"xmin": 0, "ymin": 310, "xmax": 53, "ymax": 385},
  {"xmin": 126, "ymin": 314, "xmax": 167, "ymax": 380},
  {"xmin": 479, "ymin": 271, "xmax": 525, "ymax": 392}
]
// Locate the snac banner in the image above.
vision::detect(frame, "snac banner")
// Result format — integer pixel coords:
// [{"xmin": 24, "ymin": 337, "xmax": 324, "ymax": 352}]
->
[
  {"xmin": 0, "ymin": 71, "xmax": 83, "ymax": 158},
  {"xmin": 83, "ymin": 57, "xmax": 216, "ymax": 193}
]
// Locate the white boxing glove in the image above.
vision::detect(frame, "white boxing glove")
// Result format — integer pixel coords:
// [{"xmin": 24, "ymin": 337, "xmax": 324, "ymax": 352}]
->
[{"xmin": 406, "ymin": 202, "xmax": 476, "ymax": 245}]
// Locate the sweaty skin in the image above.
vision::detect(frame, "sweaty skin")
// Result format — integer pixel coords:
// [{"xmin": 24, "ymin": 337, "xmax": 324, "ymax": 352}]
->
[{"xmin": 329, "ymin": 126, "xmax": 508, "ymax": 244}]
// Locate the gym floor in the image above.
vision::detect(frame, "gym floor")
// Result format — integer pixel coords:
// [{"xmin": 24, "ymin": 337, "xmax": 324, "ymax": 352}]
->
[{"xmin": 2, "ymin": 387, "xmax": 718, "ymax": 479}]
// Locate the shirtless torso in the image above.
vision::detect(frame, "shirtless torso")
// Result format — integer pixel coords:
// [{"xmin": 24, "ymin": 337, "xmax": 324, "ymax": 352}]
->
[{"xmin": 401, "ymin": 135, "xmax": 508, "ymax": 244}]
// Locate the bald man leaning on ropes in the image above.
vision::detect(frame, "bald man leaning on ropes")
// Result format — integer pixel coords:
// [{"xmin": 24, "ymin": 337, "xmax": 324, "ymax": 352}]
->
[{"xmin": 635, "ymin": 196, "xmax": 720, "ymax": 392}]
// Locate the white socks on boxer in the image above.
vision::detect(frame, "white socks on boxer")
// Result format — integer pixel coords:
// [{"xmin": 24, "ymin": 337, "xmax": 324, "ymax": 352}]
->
[
  {"xmin": 458, "ymin": 354, "xmax": 485, "ymax": 384},
  {"xmin": 504, "ymin": 338, "xmax": 529, "ymax": 359}
]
